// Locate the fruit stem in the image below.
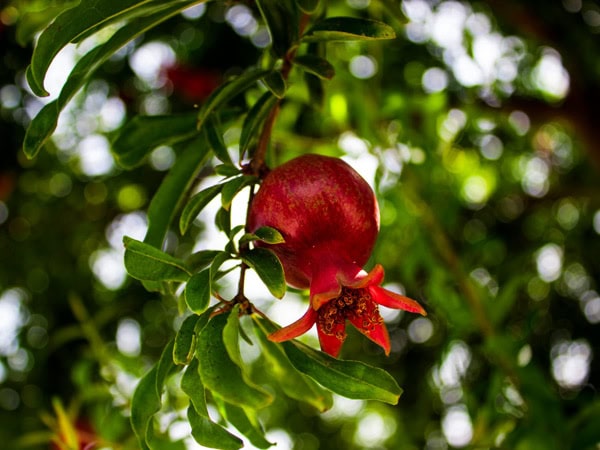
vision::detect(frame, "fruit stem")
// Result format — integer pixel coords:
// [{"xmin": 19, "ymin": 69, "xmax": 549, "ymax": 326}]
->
[{"xmin": 234, "ymin": 183, "xmax": 257, "ymax": 311}]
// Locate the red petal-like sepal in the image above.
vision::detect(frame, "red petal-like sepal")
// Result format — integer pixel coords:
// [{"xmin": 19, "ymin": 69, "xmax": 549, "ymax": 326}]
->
[
  {"xmin": 316, "ymin": 320, "xmax": 346, "ymax": 357},
  {"xmin": 348, "ymin": 317, "xmax": 391, "ymax": 355},
  {"xmin": 369, "ymin": 285, "xmax": 426, "ymax": 315},
  {"xmin": 343, "ymin": 263, "xmax": 385, "ymax": 289},
  {"xmin": 268, "ymin": 307, "xmax": 317, "ymax": 343}
]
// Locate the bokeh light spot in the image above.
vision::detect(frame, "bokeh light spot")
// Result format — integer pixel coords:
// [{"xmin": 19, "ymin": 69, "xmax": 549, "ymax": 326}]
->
[
  {"xmin": 116, "ymin": 318, "xmax": 142, "ymax": 357},
  {"xmin": 442, "ymin": 405, "xmax": 473, "ymax": 447},
  {"xmin": 535, "ymin": 244, "xmax": 563, "ymax": 282},
  {"xmin": 349, "ymin": 55, "xmax": 378, "ymax": 79},
  {"xmin": 77, "ymin": 134, "xmax": 114, "ymax": 176}
]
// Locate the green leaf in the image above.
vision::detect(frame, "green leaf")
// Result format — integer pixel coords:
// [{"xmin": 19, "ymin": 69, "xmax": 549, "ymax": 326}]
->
[
  {"xmin": 303, "ymin": 17, "xmax": 396, "ymax": 42},
  {"xmin": 173, "ymin": 314, "xmax": 200, "ymax": 365},
  {"xmin": 215, "ymin": 207, "xmax": 232, "ymax": 235},
  {"xmin": 221, "ymin": 176, "xmax": 257, "ymax": 211},
  {"xmin": 223, "ymin": 307, "xmax": 243, "ymax": 367},
  {"xmin": 182, "ymin": 359, "xmax": 244, "ymax": 450},
  {"xmin": 131, "ymin": 340, "xmax": 177, "ymax": 449},
  {"xmin": 144, "ymin": 138, "xmax": 211, "ymax": 249},
  {"xmin": 239, "ymin": 92, "xmax": 278, "ymax": 158},
  {"xmin": 205, "ymin": 117, "xmax": 234, "ymax": 165},
  {"xmin": 239, "ymin": 226, "xmax": 285, "ymax": 247},
  {"xmin": 27, "ymin": 0, "xmax": 201, "ymax": 97},
  {"xmin": 186, "ymin": 250, "xmax": 222, "ymax": 273},
  {"xmin": 124, "ymin": 237, "xmax": 191, "ymax": 282},
  {"xmin": 23, "ymin": 2, "xmax": 199, "ymax": 158},
  {"xmin": 197, "ymin": 313, "xmax": 273, "ymax": 410},
  {"xmin": 210, "ymin": 252, "xmax": 232, "ymax": 283},
  {"xmin": 187, "ymin": 406, "xmax": 243, "ymax": 450},
  {"xmin": 214, "ymin": 164, "xmax": 242, "ymax": 177},
  {"xmin": 262, "ymin": 71, "xmax": 287, "ymax": 98},
  {"xmin": 16, "ymin": 3, "xmax": 76, "ymax": 47},
  {"xmin": 252, "ymin": 316, "xmax": 333, "ymax": 412},
  {"xmin": 181, "ymin": 358, "xmax": 207, "ymax": 412},
  {"xmin": 294, "ymin": 54, "xmax": 336, "ymax": 80},
  {"xmin": 304, "ymin": 72, "xmax": 325, "ymax": 107},
  {"xmin": 221, "ymin": 402, "xmax": 274, "ymax": 449},
  {"xmin": 197, "ymin": 67, "xmax": 271, "ymax": 130},
  {"xmin": 185, "ymin": 270, "xmax": 211, "ymax": 315},
  {"xmin": 284, "ymin": 338, "xmax": 402, "ymax": 404},
  {"xmin": 255, "ymin": 0, "xmax": 300, "ymax": 57},
  {"xmin": 243, "ymin": 248, "xmax": 286, "ymax": 299},
  {"xmin": 295, "ymin": 0, "xmax": 320, "ymax": 14},
  {"xmin": 179, "ymin": 184, "xmax": 224, "ymax": 235},
  {"xmin": 255, "ymin": 317, "xmax": 401, "ymax": 404},
  {"xmin": 156, "ymin": 339, "xmax": 178, "ymax": 396},
  {"xmin": 253, "ymin": 226, "xmax": 286, "ymax": 244},
  {"xmin": 131, "ymin": 365, "xmax": 158, "ymax": 450},
  {"xmin": 112, "ymin": 114, "xmax": 199, "ymax": 169}
]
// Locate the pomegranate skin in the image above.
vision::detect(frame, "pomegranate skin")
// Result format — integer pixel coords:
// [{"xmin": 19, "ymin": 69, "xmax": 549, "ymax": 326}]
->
[
  {"xmin": 247, "ymin": 154, "xmax": 379, "ymax": 289},
  {"xmin": 248, "ymin": 153, "xmax": 425, "ymax": 357}
]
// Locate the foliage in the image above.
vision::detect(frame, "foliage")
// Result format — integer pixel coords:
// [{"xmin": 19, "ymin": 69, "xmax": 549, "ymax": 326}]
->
[{"xmin": 0, "ymin": 0, "xmax": 599, "ymax": 449}]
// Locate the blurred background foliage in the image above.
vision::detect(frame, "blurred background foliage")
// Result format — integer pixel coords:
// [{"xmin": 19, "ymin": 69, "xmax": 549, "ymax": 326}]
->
[{"xmin": 1, "ymin": 0, "xmax": 599, "ymax": 448}]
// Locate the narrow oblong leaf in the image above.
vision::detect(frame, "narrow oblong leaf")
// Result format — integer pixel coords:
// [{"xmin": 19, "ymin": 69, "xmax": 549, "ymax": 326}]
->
[
  {"xmin": 243, "ymin": 248, "xmax": 286, "ymax": 299},
  {"xmin": 112, "ymin": 113, "xmax": 199, "ymax": 169},
  {"xmin": 303, "ymin": 17, "xmax": 396, "ymax": 42},
  {"xmin": 285, "ymin": 338, "xmax": 402, "ymax": 404},
  {"xmin": 131, "ymin": 365, "xmax": 158, "ymax": 450},
  {"xmin": 144, "ymin": 136, "xmax": 211, "ymax": 248},
  {"xmin": 155, "ymin": 339, "xmax": 178, "ymax": 396},
  {"xmin": 23, "ymin": 2, "xmax": 199, "ymax": 158},
  {"xmin": 253, "ymin": 226, "xmax": 286, "ymax": 244},
  {"xmin": 239, "ymin": 92, "xmax": 278, "ymax": 157},
  {"xmin": 294, "ymin": 54, "xmax": 336, "ymax": 80},
  {"xmin": 221, "ymin": 176, "xmax": 257, "ymax": 211},
  {"xmin": 215, "ymin": 164, "xmax": 242, "ymax": 177},
  {"xmin": 252, "ymin": 316, "xmax": 333, "ymax": 412},
  {"xmin": 16, "ymin": 4, "xmax": 73, "ymax": 47},
  {"xmin": 179, "ymin": 184, "xmax": 224, "ymax": 235},
  {"xmin": 181, "ymin": 358, "xmax": 207, "ymax": 412},
  {"xmin": 295, "ymin": 0, "xmax": 320, "ymax": 14},
  {"xmin": 255, "ymin": 0, "xmax": 300, "ymax": 57},
  {"xmin": 209, "ymin": 251, "xmax": 232, "ymax": 283},
  {"xmin": 173, "ymin": 314, "xmax": 201, "ymax": 365},
  {"xmin": 197, "ymin": 313, "xmax": 273, "ymax": 410},
  {"xmin": 197, "ymin": 67, "xmax": 271, "ymax": 130},
  {"xmin": 27, "ymin": 0, "xmax": 199, "ymax": 97},
  {"xmin": 205, "ymin": 117, "xmax": 234, "ymax": 165},
  {"xmin": 253, "ymin": 318, "xmax": 401, "ymax": 404},
  {"xmin": 304, "ymin": 72, "xmax": 325, "ymax": 107},
  {"xmin": 186, "ymin": 250, "xmax": 221, "ymax": 273},
  {"xmin": 262, "ymin": 71, "xmax": 287, "ymax": 98},
  {"xmin": 185, "ymin": 269, "xmax": 211, "ymax": 315},
  {"xmin": 26, "ymin": 0, "xmax": 142, "ymax": 96},
  {"xmin": 131, "ymin": 340, "xmax": 177, "ymax": 449},
  {"xmin": 187, "ymin": 406, "xmax": 243, "ymax": 450},
  {"xmin": 221, "ymin": 401, "xmax": 274, "ymax": 449},
  {"xmin": 239, "ymin": 226, "xmax": 285, "ymax": 247},
  {"xmin": 182, "ymin": 359, "xmax": 244, "ymax": 450},
  {"xmin": 223, "ymin": 307, "xmax": 244, "ymax": 367},
  {"xmin": 124, "ymin": 237, "xmax": 191, "ymax": 282},
  {"xmin": 215, "ymin": 207, "xmax": 232, "ymax": 235}
]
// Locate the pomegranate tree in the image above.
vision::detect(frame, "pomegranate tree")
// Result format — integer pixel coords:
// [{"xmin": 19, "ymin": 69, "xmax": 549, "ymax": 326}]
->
[{"xmin": 248, "ymin": 154, "xmax": 425, "ymax": 357}]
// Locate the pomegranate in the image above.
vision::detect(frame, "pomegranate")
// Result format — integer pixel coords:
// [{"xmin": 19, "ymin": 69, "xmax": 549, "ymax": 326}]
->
[{"xmin": 248, "ymin": 154, "xmax": 425, "ymax": 357}]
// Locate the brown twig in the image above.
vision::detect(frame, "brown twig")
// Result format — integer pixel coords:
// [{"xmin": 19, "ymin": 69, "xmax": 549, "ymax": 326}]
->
[{"xmin": 249, "ymin": 13, "xmax": 311, "ymax": 177}]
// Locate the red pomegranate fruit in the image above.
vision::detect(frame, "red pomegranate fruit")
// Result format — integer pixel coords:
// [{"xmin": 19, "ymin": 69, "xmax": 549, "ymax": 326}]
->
[{"xmin": 247, "ymin": 154, "xmax": 425, "ymax": 357}]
